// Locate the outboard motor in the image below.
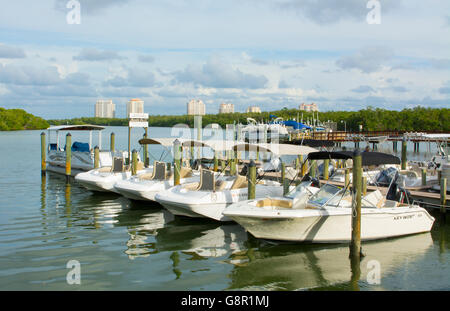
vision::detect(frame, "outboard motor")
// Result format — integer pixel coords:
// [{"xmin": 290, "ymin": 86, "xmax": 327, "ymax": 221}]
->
[{"xmin": 386, "ymin": 171, "xmax": 399, "ymax": 201}]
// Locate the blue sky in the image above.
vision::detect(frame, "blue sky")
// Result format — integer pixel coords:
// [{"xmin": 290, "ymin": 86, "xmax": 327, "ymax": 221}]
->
[{"xmin": 0, "ymin": 0, "xmax": 449, "ymax": 119}]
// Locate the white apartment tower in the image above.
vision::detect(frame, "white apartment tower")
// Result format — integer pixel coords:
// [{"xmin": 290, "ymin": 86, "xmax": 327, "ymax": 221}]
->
[
  {"xmin": 219, "ymin": 103, "xmax": 234, "ymax": 114},
  {"xmin": 127, "ymin": 98, "xmax": 145, "ymax": 117},
  {"xmin": 187, "ymin": 99, "xmax": 206, "ymax": 115},
  {"xmin": 246, "ymin": 106, "xmax": 262, "ymax": 113},
  {"xmin": 95, "ymin": 99, "xmax": 116, "ymax": 118}
]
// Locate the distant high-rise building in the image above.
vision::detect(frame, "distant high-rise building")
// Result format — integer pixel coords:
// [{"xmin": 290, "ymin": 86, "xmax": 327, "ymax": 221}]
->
[
  {"xmin": 219, "ymin": 103, "xmax": 234, "ymax": 114},
  {"xmin": 187, "ymin": 99, "xmax": 205, "ymax": 115},
  {"xmin": 299, "ymin": 103, "xmax": 318, "ymax": 112},
  {"xmin": 127, "ymin": 98, "xmax": 144, "ymax": 117},
  {"xmin": 95, "ymin": 99, "xmax": 115, "ymax": 118},
  {"xmin": 246, "ymin": 106, "xmax": 261, "ymax": 113}
]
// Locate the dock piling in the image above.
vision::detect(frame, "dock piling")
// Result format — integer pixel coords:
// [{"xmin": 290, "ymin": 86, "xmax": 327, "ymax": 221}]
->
[
  {"xmin": 94, "ymin": 146, "xmax": 99, "ymax": 169},
  {"xmin": 131, "ymin": 149, "xmax": 138, "ymax": 176},
  {"xmin": 110, "ymin": 132, "xmax": 115, "ymax": 153},
  {"xmin": 345, "ymin": 168, "xmax": 350, "ymax": 188},
  {"xmin": 323, "ymin": 159, "xmax": 329, "ymax": 180},
  {"xmin": 401, "ymin": 136, "xmax": 407, "ymax": 170},
  {"xmin": 422, "ymin": 168, "xmax": 427, "ymax": 186},
  {"xmin": 362, "ymin": 176, "xmax": 367, "ymax": 196},
  {"xmin": 173, "ymin": 140, "xmax": 181, "ymax": 186},
  {"xmin": 40, "ymin": 132, "xmax": 46, "ymax": 176},
  {"xmin": 143, "ymin": 129, "xmax": 149, "ymax": 167},
  {"xmin": 441, "ymin": 178, "xmax": 447, "ymax": 222},
  {"xmin": 65, "ymin": 133, "xmax": 72, "ymax": 184},
  {"xmin": 350, "ymin": 149, "xmax": 362, "ymax": 260},
  {"xmin": 248, "ymin": 160, "xmax": 256, "ymax": 200}
]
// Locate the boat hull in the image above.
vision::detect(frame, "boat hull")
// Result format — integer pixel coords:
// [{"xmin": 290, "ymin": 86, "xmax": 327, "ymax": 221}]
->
[{"xmin": 226, "ymin": 208, "xmax": 435, "ymax": 243}]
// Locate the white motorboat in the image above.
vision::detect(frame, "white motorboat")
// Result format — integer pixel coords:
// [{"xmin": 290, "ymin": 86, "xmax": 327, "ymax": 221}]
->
[
  {"xmin": 241, "ymin": 117, "xmax": 289, "ymax": 142},
  {"xmin": 224, "ymin": 151, "xmax": 435, "ymax": 243},
  {"xmin": 155, "ymin": 169, "xmax": 284, "ymax": 221},
  {"xmin": 75, "ymin": 157, "xmax": 150, "ymax": 193},
  {"xmin": 76, "ymin": 137, "xmax": 184, "ymax": 193},
  {"xmin": 114, "ymin": 138, "xmax": 237, "ymax": 201},
  {"xmin": 114, "ymin": 161, "xmax": 199, "ymax": 200},
  {"xmin": 46, "ymin": 125, "xmax": 125, "ymax": 175},
  {"xmin": 155, "ymin": 142, "xmax": 318, "ymax": 222}
]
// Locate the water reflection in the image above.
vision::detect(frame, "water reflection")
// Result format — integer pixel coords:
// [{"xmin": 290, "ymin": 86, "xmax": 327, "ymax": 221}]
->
[{"xmin": 226, "ymin": 233, "xmax": 433, "ymax": 290}]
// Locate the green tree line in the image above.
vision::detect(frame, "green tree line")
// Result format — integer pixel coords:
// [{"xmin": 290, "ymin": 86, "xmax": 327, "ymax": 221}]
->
[
  {"xmin": 0, "ymin": 107, "xmax": 49, "ymax": 131},
  {"xmin": 47, "ymin": 106, "xmax": 449, "ymax": 132}
]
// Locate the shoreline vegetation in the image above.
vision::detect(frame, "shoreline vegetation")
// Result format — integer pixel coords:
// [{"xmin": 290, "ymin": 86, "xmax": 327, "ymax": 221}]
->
[
  {"xmin": 1, "ymin": 106, "xmax": 448, "ymax": 132},
  {"xmin": 48, "ymin": 107, "xmax": 449, "ymax": 132},
  {"xmin": 0, "ymin": 108, "xmax": 49, "ymax": 131}
]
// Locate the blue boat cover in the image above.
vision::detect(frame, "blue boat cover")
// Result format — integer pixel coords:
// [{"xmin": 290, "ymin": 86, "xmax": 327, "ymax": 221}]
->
[
  {"xmin": 282, "ymin": 120, "xmax": 311, "ymax": 130},
  {"xmin": 71, "ymin": 141, "xmax": 90, "ymax": 152}
]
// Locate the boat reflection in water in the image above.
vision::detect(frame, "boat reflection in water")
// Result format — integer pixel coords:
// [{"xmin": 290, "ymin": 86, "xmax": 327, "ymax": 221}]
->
[{"xmin": 226, "ymin": 233, "xmax": 433, "ymax": 290}]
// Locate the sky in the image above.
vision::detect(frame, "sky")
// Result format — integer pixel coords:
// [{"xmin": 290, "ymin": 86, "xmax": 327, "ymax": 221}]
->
[{"xmin": 0, "ymin": 0, "xmax": 449, "ymax": 119}]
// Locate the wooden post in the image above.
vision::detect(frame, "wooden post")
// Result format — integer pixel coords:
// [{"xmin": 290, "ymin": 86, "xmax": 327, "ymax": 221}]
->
[
  {"xmin": 350, "ymin": 149, "xmax": 362, "ymax": 259},
  {"xmin": 422, "ymin": 168, "xmax": 427, "ymax": 186},
  {"xmin": 131, "ymin": 149, "xmax": 138, "ymax": 176},
  {"xmin": 401, "ymin": 136, "xmax": 407, "ymax": 170},
  {"xmin": 310, "ymin": 160, "xmax": 316, "ymax": 178},
  {"xmin": 110, "ymin": 132, "xmax": 115, "ymax": 153},
  {"xmin": 441, "ymin": 178, "xmax": 447, "ymax": 221},
  {"xmin": 173, "ymin": 140, "xmax": 181, "ymax": 186},
  {"xmin": 65, "ymin": 133, "xmax": 72, "ymax": 183},
  {"xmin": 143, "ymin": 128, "xmax": 149, "ymax": 167},
  {"xmin": 362, "ymin": 176, "xmax": 367, "ymax": 196},
  {"xmin": 323, "ymin": 159, "xmax": 329, "ymax": 180},
  {"xmin": 127, "ymin": 127, "xmax": 131, "ymax": 165},
  {"xmin": 213, "ymin": 152, "xmax": 218, "ymax": 172},
  {"xmin": 230, "ymin": 159, "xmax": 237, "ymax": 176},
  {"xmin": 40, "ymin": 132, "xmax": 46, "ymax": 176},
  {"xmin": 283, "ymin": 172, "xmax": 289, "ymax": 196},
  {"xmin": 248, "ymin": 160, "xmax": 256, "ymax": 200},
  {"xmin": 220, "ymin": 159, "xmax": 226, "ymax": 173},
  {"xmin": 438, "ymin": 170, "xmax": 442, "ymax": 185},
  {"xmin": 345, "ymin": 168, "xmax": 350, "ymax": 188},
  {"xmin": 94, "ymin": 146, "xmax": 99, "ymax": 169},
  {"xmin": 301, "ymin": 157, "xmax": 307, "ymax": 178},
  {"xmin": 295, "ymin": 156, "xmax": 300, "ymax": 172}
]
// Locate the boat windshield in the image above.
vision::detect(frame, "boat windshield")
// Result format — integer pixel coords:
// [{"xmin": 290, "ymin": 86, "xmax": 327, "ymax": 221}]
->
[
  {"xmin": 285, "ymin": 180, "xmax": 313, "ymax": 199},
  {"xmin": 308, "ymin": 184, "xmax": 344, "ymax": 207}
]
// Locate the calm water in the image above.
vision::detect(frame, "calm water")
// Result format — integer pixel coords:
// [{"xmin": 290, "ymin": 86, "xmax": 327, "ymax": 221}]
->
[{"xmin": 0, "ymin": 127, "xmax": 449, "ymax": 291}]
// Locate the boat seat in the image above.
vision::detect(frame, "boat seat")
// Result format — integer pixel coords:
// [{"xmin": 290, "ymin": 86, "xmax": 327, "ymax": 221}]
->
[
  {"xmin": 182, "ymin": 182, "xmax": 200, "ymax": 191},
  {"xmin": 152, "ymin": 161, "xmax": 167, "ymax": 180},
  {"xmin": 179, "ymin": 167, "xmax": 193, "ymax": 179},
  {"xmin": 112, "ymin": 157, "xmax": 125, "ymax": 172},
  {"xmin": 138, "ymin": 161, "xmax": 157, "ymax": 180},
  {"xmin": 198, "ymin": 169, "xmax": 215, "ymax": 192},
  {"xmin": 215, "ymin": 180, "xmax": 228, "ymax": 191},
  {"xmin": 399, "ymin": 170, "xmax": 419, "ymax": 179},
  {"xmin": 362, "ymin": 190, "xmax": 385, "ymax": 208},
  {"xmin": 256, "ymin": 198, "xmax": 293, "ymax": 209},
  {"xmin": 97, "ymin": 166, "xmax": 112, "ymax": 173},
  {"xmin": 230, "ymin": 175, "xmax": 248, "ymax": 190}
]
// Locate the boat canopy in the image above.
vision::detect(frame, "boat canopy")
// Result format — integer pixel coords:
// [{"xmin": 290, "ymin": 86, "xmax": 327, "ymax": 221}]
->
[
  {"xmin": 288, "ymin": 139, "xmax": 335, "ymax": 148},
  {"xmin": 47, "ymin": 125, "xmax": 105, "ymax": 131},
  {"xmin": 182, "ymin": 139, "xmax": 237, "ymax": 152},
  {"xmin": 138, "ymin": 137, "xmax": 182, "ymax": 147},
  {"xmin": 307, "ymin": 151, "xmax": 400, "ymax": 166},
  {"xmin": 233, "ymin": 143, "xmax": 317, "ymax": 156}
]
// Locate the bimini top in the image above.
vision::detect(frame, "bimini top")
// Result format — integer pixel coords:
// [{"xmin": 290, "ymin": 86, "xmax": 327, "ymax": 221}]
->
[
  {"xmin": 182, "ymin": 139, "xmax": 237, "ymax": 152},
  {"xmin": 307, "ymin": 151, "xmax": 400, "ymax": 166},
  {"xmin": 47, "ymin": 125, "xmax": 105, "ymax": 131},
  {"xmin": 233, "ymin": 143, "xmax": 317, "ymax": 156},
  {"xmin": 288, "ymin": 139, "xmax": 335, "ymax": 148},
  {"xmin": 138, "ymin": 137, "xmax": 183, "ymax": 147}
]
